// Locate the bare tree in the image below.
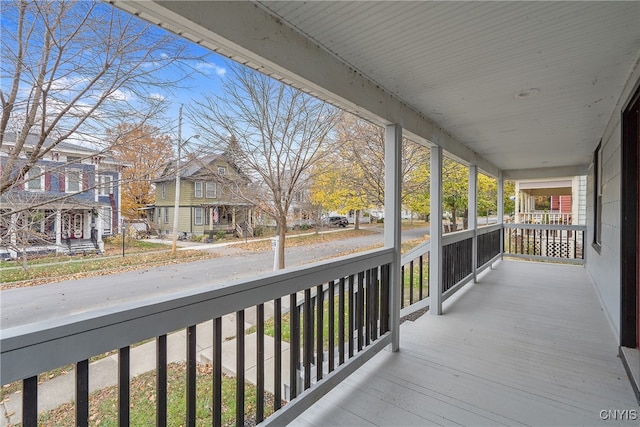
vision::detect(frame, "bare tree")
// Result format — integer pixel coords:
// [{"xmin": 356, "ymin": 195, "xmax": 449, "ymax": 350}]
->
[
  {"xmin": 333, "ymin": 113, "xmax": 430, "ymax": 220},
  {"xmin": 187, "ymin": 64, "xmax": 339, "ymax": 269},
  {"xmin": 0, "ymin": 0, "xmax": 205, "ymax": 194}
]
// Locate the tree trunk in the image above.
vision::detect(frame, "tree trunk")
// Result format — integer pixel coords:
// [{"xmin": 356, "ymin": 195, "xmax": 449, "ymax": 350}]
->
[
  {"xmin": 354, "ymin": 209, "xmax": 360, "ymax": 230},
  {"xmin": 277, "ymin": 218, "xmax": 287, "ymax": 270}
]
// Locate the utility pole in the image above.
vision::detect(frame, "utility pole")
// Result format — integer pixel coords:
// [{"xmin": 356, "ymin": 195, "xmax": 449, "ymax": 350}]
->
[
  {"xmin": 171, "ymin": 106, "xmax": 199, "ymax": 255},
  {"xmin": 171, "ymin": 105, "xmax": 183, "ymax": 255}
]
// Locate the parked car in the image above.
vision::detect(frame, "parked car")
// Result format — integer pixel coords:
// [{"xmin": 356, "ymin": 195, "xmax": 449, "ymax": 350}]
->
[{"xmin": 322, "ymin": 216, "xmax": 349, "ymax": 228}]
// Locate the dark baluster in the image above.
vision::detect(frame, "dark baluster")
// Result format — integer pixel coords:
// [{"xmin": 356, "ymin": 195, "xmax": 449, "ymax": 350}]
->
[
  {"xmin": 273, "ymin": 298, "xmax": 282, "ymax": 410},
  {"xmin": 365, "ymin": 269, "xmax": 371, "ymax": 346},
  {"xmin": 213, "ymin": 318, "xmax": 222, "ymax": 427},
  {"xmin": 22, "ymin": 376, "xmax": 37, "ymax": 427},
  {"xmin": 236, "ymin": 310, "xmax": 245, "ymax": 427},
  {"xmin": 401, "ymin": 264, "xmax": 405, "ymax": 308},
  {"xmin": 328, "ymin": 280, "xmax": 335, "ymax": 373},
  {"xmin": 426, "ymin": 252, "xmax": 430, "ymax": 297},
  {"xmin": 289, "ymin": 293, "xmax": 299, "ymax": 399},
  {"xmin": 157, "ymin": 335, "xmax": 167, "ymax": 427},
  {"xmin": 76, "ymin": 359, "xmax": 89, "ymax": 427},
  {"xmin": 316, "ymin": 284, "xmax": 324, "ymax": 381},
  {"xmin": 409, "ymin": 260, "xmax": 414, "ymax": 305},
  {"xmin": 338, "ymin": 277, "xmax": 345, "ymax": 366},
  {"xmin": 380, "ymin": 264, "xmax": 390, "ymax": 334},
  {"xmin": 119, "ymin": 346, "xmax": 130, "ymax": 426},
  {"xmin": 257, "ymin": 303, "xmax": 265, "ymax": 423},
  {"xmin": 357, "ymin": 271, "xmax": 365, "ymax": 351},
  {"xmin": 371, "ymin": 267, "xmax": 379, "ymax": 341},
  {"xmin": 187, "ymin": 325, "xmax": 197, "ymax": 427},
  {"xmin": 419, "ymin": 255, "xmax": 424, "ymax": 300},
  {"xmin": 348, "ymin": 275, "xmax": 355, "ymax": 358},
  {"xmin": 303, "ymin": 289, "xmax": 312, "ymax": 390}
]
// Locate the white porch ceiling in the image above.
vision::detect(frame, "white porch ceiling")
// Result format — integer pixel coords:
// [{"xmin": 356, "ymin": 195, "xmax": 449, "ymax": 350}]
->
[{"xmin": 114, "ymin": 1, "xmax": 640, "ymax": 176}]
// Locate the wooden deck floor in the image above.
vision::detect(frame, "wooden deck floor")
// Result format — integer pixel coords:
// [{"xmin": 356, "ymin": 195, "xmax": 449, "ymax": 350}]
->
[{"xmin": 292, "ymin": 260, "xmax": 638, "ymax": 426}]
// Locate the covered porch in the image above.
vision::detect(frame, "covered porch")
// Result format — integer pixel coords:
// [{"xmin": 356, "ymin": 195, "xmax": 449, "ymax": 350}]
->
[
  {"xmin": 1, "ymin": 1, "xmax": 639, "ymax": 426},
  {"xmin": 294, "ymin": 260, "xmax": 637, "ymax": 426}
]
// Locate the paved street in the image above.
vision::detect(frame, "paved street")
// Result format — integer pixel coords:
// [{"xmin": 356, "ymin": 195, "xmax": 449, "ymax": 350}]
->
[{"xmin": 0, "ymin": 225, "xmax": 430, "ymax": 329}]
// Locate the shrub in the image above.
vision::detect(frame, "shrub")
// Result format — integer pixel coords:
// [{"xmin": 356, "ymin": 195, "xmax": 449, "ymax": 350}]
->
[{"xmin": 216, "ymin": 231, "xmax": 226, "ymax": 240}]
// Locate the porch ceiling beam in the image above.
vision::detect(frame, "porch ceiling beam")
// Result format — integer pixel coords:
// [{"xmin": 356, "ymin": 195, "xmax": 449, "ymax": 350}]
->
[
  {"xmin": 503, "ymin": 165, "xmax": 588, "ymax": 180},
  {"xmin": 114, "ymin": 0, "xmax": 499, "ymax": 176}
]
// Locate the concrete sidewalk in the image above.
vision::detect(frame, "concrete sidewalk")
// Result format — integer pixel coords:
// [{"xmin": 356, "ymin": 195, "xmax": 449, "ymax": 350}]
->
[{"xmin": 1, "ymin": 302, "xmax": 287, "ymax": 426}]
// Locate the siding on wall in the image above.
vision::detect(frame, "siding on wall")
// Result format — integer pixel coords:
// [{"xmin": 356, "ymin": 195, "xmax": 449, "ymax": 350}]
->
[{"xmin": 587, "ymin": 121, "xmax": 622, "ymax": 340}]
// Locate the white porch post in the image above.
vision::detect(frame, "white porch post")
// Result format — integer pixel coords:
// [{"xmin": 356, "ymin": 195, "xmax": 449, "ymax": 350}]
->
[
  {"xmin": 430, "ymin": 145, "xmax": 443, "ymax": 315},
  {"xmin": 384, "ymin": 124, "xmax": 402, "ymax": 352},
  {"xmin": 514, "ymin": 181, "xmax": 520, "ymax": 223},
  {"xmin": 498, "ymin": 173, "xmax": 504, "ymax": 259},
  {"xmin": 96, "ymin": 209, "xmax": 104, "ymax": 252},
  {"xmin": 55, "ymin": 210, "xmax": 62, "ymax": 253},
  {"xmin": 469, "ymin": 164, "xmax": 478, "ymax": 282}
]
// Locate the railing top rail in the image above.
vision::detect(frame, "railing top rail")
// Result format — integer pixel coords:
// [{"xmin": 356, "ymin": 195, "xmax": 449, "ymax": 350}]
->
[
  {"xmin": 442, "ymin": 228, "xmax": 474, "ymax": 245},
  {"xmin": 505, "ymin": 223, "xmax": 586, "ymax": 231},
  {"xmin": 1, "ymin": 247, "xmax": 394, "ymax": 384},
  {"xmin": 476, "ymin": 223, "xmax": 502, "ymax": 236},
  {"xmin": 400, "ymin": 240, "xmax": 431, "ymax": 265}
]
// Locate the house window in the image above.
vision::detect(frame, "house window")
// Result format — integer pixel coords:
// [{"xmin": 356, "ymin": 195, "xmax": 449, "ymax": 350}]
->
[
  {"xmin": 194, "ymin": 207, "xmax": 204, "ymax": 225},
  {"xmin": 66, "ymin": 170, "xmax": 82, "ymax": 193},
  {"xmin": 218, "ymin": 167, "xmax": 226, "ymax": 175},
  {"xmin": 98, "ymin": 175, "xmax": 112, "ymax": 196},
  {"xmin": 206, "ymin": 182, "xmax": 216, "ymax": 198},
  {"xmin": 161, "ymin": 183, "xmax": 166, "ymax": 200},
  {"xmin": 194, "ymin": 181, "xmax": 203, "ymax": 198},
  {"xmin": 102, "ymin": 207, "xmax": 112, "ymax": 234},
  {"xmin": 164, "ymin": 207, "xmax": 169, "ymax": 224},
  {"xmin": 26, "ymin": 167, "xmax": 43, "ymax": 191},
  {"xmin": 593, "ymin": 143, "xmax": 602, "ymax": 249}
]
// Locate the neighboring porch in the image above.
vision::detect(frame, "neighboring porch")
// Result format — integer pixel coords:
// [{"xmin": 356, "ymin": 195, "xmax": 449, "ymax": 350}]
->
[
  {"xmin": 294, "ymin": 260, "xmax": 638, "ymax": 426},
  {"xmin": 0, "ymin": 198, "xmax": 109, "ymax": 259},
  {"xmin": 514, "ymin": 177, "xmax": 587, "ymax": 226}
]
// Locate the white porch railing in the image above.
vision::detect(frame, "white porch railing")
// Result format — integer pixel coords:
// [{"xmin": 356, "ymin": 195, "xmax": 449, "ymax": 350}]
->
[
  {"xmin": 1, "ymin": 248, "xmax": 394, "ymax": 426},
  {"xmin": 517, "ymin": 212, "xmax": 572, "ymax": 225},
  {"xmin": 2, "ymin": 222, "xmax": 585, "ymax": 425}
]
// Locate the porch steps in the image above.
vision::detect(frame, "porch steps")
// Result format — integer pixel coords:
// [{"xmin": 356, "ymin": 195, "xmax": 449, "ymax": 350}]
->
[{"xmin": 66, "ymin": 239, "xmax": 100, "ymax": 255}]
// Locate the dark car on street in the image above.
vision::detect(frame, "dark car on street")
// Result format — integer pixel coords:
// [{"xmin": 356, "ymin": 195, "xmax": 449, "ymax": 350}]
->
[{"xmin": 322, "ymin": 216, "xmax": 349, "ymax": 228}]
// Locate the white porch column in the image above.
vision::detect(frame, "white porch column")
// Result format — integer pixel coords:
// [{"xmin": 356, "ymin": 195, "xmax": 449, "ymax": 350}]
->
[
  {"xmin": 498, "ymin": 173, "xmax": 504, "ymax": 260},
  {"xmin": 468, "ymin": 164, "xmax": 478, "ymax": 281},
  {"xmin": 384, "ymin": 124, "xmax": 402, "ymax": 352},
  {"xmin": 96, "ymin": 209, "xmax": 104, "ymax": 252},
  {"xmin": 514, "ymin": 181, "xmax": 520, "ymax": 223},
  {"xmin": 55, "ymin": 210, "xmax": 62, "ymax": 253},
  {"xmin": 430, "ymin": 145, "xmax": 443, "ymax": 315}
]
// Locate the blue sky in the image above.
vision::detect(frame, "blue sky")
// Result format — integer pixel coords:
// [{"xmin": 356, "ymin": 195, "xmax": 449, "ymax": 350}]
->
[{"xmin": 0, "ymin": 0, "xmax": 235, "ymax": 146}]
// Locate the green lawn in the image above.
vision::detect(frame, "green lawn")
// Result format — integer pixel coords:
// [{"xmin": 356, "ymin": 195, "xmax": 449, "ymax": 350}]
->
[{"xmin": 38, "ymin": 362, "xmax": 279, "ymax": 426}]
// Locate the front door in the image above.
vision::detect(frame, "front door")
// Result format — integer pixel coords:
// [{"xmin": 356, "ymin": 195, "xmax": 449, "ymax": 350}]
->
[{"xmin": 62, "ymin": 212, "xmax": 84, "ymax": 239}]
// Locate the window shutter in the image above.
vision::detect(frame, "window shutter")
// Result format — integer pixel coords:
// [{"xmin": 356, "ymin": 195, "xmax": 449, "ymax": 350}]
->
[
  {"xmin": 59, "ymin": 172, "xmax": 66, "ymax": 192},
  {"xmin": 82, "ymin": 172, "xmax": 89, "ymax": 192},
  {"xmin": 45, "ymin": 172, "xmax": 51, "ymax": 191}
]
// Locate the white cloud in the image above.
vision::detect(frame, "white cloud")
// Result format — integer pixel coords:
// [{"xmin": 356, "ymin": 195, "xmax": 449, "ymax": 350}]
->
[{"xmin": 196, "ymin": 61, "xmax": 226, "ymax": 77}]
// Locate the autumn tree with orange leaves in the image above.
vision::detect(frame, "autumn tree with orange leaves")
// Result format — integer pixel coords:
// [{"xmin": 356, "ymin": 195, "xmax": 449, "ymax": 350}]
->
[{"xmin": 109, "ymin": 123, "xmax": 173, "ymax": 219}]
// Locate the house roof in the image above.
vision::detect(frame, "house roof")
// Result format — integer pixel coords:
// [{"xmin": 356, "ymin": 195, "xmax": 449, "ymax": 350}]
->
[
  {"xmin": 113, "ymin": 1, "xmax": 640, "ymax": 179},
  {"xmin": 2, "ymin": 132, "xmax": 119, "ymax": 164},
  {"xmin": 154, "ymin": 154, "xmax": 250, "ymax": 183}
]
